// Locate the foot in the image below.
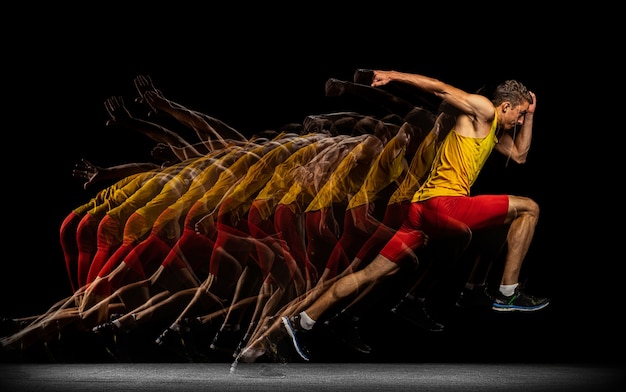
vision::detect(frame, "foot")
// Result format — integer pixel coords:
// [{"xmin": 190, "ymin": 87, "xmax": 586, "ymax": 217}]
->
[
  {"xmin": 155, "ymin": 327, "xmax": 193, "ymax": 362},
  {"xmin": 108, "ymin": 313, "xmax": 124, "ymax": 322},
  {"xmin": 91, "ymin": 322, "xmax": 123, "ymax": 360},
  {"xmin": 391, "ymin": 297, "xmax": 445, "ymax": 333},
  {"xmin": 234, "ymin": 336, "xmax": 269, "ymax": 364},
  {"xmin": 92, "ymin": 322, "xmax": 117, "ymax": 339},
  {"xmin": 281, "ymin": 315, "xmax": 310, "ymax": 361},
  {"xmin": 232, "ymin": 328, "xmax": 257, "ymax": 359},
  {"xmin": 492, "ymin": 288, "xmax": 550, "ymax": 312},
  {"xmin": 234, "ymin": 316, "xmax": 288, "ymax": 364},
  {"xmin": 210, "ymin": 327, "xmax": 243, "ymax": 355},
  {"xmin": 456, "ymin": 286, "xmax": 494, "ymax": 310}
]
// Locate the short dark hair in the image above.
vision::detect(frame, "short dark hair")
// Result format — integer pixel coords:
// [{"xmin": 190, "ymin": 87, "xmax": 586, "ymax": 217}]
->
[{"xmin": 492, "ymin": 80, "xmax": 533, "ymax": 107}]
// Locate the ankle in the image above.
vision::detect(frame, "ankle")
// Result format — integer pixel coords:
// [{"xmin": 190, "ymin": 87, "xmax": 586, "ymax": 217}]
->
[{"xmin": 298, "ymin": 311, "xmax": 316, "ymax": 330}]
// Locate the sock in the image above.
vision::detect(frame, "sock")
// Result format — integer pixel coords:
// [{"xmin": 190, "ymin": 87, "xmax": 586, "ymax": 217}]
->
[
  {"xmin": 112, "ymin": 313, "xmax": 137, "ymax": 331},
  {"xmin": 499, "ymin": 283, "xmax": 519, "ymax": 297},
  {"xmin": 112, "ymin": 319, "xmax": 122, "ymax": 330},
  {"xmin": 299, "ymin": 311, "xmax": 316, "ymax": 330}
]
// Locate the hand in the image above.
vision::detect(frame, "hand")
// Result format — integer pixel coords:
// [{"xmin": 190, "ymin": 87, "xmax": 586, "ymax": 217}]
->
[
  {"xmin": 527, "ymin": 91, "xmax": 537, "ymax": 115},
  {"xmin": 371, "ymin": 70, "xmax": 393, "ymax": 87},
  {"xmin": 133, "ymin": 74, "xmax": 157, "ymax": 104},
  {"xmin": 134, "ymin": 75, "xmax": 165, "ymax": 116},
  {"xmin": 72, "ymin": 158, "xmax": 102, "ymax": 189},
  {"xmin": 104, "ymin": 96, "xmax": 132, "ymax": 126}
]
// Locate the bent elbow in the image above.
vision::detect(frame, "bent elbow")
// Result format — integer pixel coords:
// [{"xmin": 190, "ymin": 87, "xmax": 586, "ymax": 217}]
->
[
  {"xmin": 507, "ymin": 151, "xmax": 528, "ymax": 165},
  {"xmin": 514, "ymin": 156, "xmax": 528, "ymax": 165}
]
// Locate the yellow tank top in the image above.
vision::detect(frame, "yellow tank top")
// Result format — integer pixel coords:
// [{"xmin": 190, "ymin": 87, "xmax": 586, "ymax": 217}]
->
[
  {"xmin": 348, "ymin": 134, "xmax": 406, "ymax": 209},
  {"xmin": 387, "ymin": 129, "xmax": 439, "ymax": 205},
  {"xmin": 413, "ymin": 114, "xmax": 498, "ymax": 201},
  {"xmin": 305, "ymin": 139, "xmax": 379, "ymax": 213}
]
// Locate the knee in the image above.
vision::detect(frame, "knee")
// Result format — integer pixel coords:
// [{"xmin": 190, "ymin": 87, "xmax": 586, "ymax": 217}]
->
[
  {"xmin": 444, "ymin": 226, "xmax": 472, "ymax": 249},
  {"xmin": 530, "ymin": 199, "xmax": 540, "ymax": 218},
  {"xmin": 522, "ymin": 197, "xmax": 540, "ymax": 220},
  {"xmin": 509, "ymin": 196, "xmax": 540, "ymax": 222}
]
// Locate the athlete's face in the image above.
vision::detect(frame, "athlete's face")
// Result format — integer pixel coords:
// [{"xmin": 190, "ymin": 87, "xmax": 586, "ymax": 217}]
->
[{"xmin": 502, "ymin": 101, "xmax": 530, "ymax": 131}]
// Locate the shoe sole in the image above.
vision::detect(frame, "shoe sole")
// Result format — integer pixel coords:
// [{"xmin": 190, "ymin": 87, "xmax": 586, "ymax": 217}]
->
[
  {"xmin": 281, "ymin": 317, "xmax": 310, "ymax": 361},
  {"xmin": 492, "ymin": 302, "xmax": 550, "ymax": 312}
]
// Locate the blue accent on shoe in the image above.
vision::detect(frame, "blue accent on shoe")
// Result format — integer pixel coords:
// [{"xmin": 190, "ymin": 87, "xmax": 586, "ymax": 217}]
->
[
  {"xmin": 281, "ymin": 316, "xmax": 310, "ymax": 361},
  {"xmin": 492, "ymin": 288, "xmax": 550, "ymax": 312}
]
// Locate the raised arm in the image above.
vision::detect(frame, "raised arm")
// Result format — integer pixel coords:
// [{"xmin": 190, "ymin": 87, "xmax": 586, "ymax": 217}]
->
[
  {"xmin": 134, "ymin": 75, "xmax": 248, "ymax": 145},
  {"xmin": 104, "ymin": 95, "xmax": 206, "ymax": 161},
  {"xmin": 72, "ymin": 158, "xmax": 160, "ymax": 190},
  {"xmin": 494, "ymin": 91, "xmax": 536, "ymax": 164},
  {"xmin": 371, "ymin": 70, "xmax": 495, "ymax": 137},
  {"xmin": 324, "ymin": 77, "xmax": 420, "ymax": 117}
]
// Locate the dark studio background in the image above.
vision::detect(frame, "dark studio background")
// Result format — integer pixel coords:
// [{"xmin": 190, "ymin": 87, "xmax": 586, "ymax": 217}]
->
[{"xmin": 2, "ymin": 4, "xmax": 620, "ymax": 366}]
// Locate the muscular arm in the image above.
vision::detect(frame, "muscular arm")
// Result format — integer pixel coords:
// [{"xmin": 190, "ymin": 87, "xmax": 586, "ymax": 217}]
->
[
  {"xmin": 134, "ymin": 75, "xmax": 248, "ymax": 145},
  {"xmin": 325, "ymin": 77, "xmax": 419, "ymax": 117},
  {"xmin": 371, "ymin": 70, "xmax": 495, "ymax": 137}
]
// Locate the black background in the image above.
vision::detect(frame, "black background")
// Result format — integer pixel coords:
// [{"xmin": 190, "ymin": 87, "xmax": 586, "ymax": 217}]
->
[{"xmin": 2, "ymin": 4, "xmax": 620, "ymax": 364}]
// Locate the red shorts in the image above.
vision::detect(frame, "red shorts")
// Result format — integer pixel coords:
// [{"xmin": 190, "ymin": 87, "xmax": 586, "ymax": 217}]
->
[{"xmin": 380, "ymin": 195, "xmax": 509, "ymax": 264}]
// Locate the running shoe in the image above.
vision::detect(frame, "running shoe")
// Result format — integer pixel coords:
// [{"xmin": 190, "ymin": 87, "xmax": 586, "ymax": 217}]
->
[
  {"xmin": 155, "ymin": 327, "xmax": 195, "ymax": 362},
  {"xmin": 455, "ymin": 286, "xmax": 494, "ymax": 310},
  {"xmin": 492, "ymin": 287, "xmax": 550, "ymax": 312},
  {"xmin": 210, "ymin": 327, "xmax": 243, "ymax": 355},
  {"xmin": 281, "ymin": 315, "xmax": 310, "ymax": 361},
  {"xmin": 91, "ymin": 322, "xmax": 123, "ymax": 360},
  {"xmin": 391, "ymin": 297, "xmax": 445, "ymax": 332},
  {"xmin": 235, "ymin": 337, "xmax": 268, "ymax": 364},
  {"xmin": 92, "ymin": 322, "xmax": 117, "ymax": 341}
]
